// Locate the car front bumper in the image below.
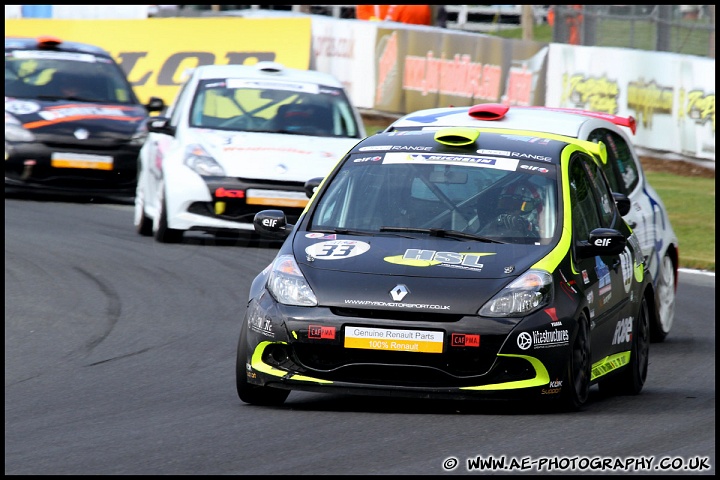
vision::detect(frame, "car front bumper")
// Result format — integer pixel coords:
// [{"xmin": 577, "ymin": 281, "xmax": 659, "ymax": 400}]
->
[
  {"xmin": 241, "ymin": 294, "xmax": 573, "ymax": 401},
  {"xmin": 5, "ymin": 141, "xmax": 139, "ymax": 196}
]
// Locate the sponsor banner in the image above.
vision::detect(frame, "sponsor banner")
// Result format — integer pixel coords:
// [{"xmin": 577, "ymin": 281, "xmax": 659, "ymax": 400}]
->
[
  {"xmin": 310, "ymin": 16, "xmax": 378, "ymax": 109},
  {"xmin": 546, "ymin": 44, "xmax": 715, "ymax": 162},
  {"xmin": 5, "ymin": 18, "xmax": 312, "ymax": 107},
  {"xmin": 372, "ymin": 26, "xmax": 548, "ymax": 115},
  {"xmin": 7, "ymin": 15, "xmax": 711, "ymax": 162}
]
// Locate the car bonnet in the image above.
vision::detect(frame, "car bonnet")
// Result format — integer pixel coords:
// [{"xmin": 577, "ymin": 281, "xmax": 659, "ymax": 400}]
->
[
  {"xmin": 290, "ymin": 233, "xmax": 552, "ymax": 314},
  {"xmin": 5, "ymin": 97, "xmax": 147, "ymax": 140},
  {"xmin": 191, "ymin": 129, "xmax": 359, "ymax": 181}
]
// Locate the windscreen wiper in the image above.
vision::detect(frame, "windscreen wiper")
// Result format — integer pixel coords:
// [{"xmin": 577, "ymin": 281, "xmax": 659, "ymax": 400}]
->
[
  {"xmin": 379, "ymin": 226, "xmax": 506, "ymax": 243},
  {"xmin": 312, "ymin": 228, "xmax": 376, "ymax": 236}
]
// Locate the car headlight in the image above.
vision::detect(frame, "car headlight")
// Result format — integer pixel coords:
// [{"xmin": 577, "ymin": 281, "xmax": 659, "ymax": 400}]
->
[
  {"xmin": 267, "ymin": 254, "xmax": 318, "ymax": 306},
  {"xmin": 478, "ymin": 269, "xmax": 553, "ymax": 317},
  {"xmin": 183, "ymin": 144, "xmax": 225, "ymax": 176},
  {"xmin": 5, "ymin": 120, "xmax": 36, "ymax": 142},
  {"xmin": 129, "ymin": 122, "xmax": 148, "ymax": 147}
]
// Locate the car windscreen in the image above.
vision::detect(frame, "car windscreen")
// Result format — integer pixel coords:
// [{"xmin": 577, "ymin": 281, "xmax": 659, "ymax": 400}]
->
[
  {"xmin": 5, "ymin": 49, "xmax": 138, "ymax": 104},
  {"xmin": 188, "ymin": 78, "xmax": 362, "ymax": 138},
  {"xmin": 310, "ymin": 152, "xmax": 559, "ymax": 245}
]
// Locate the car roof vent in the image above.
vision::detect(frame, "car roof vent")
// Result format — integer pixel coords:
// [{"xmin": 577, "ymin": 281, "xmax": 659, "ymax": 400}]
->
[
  {"xmin": 255, "ymin": 61, "xmax": 286, "ymax": 75},
  {"xmin": 36, "ymin": 35, "xmax": 62, "ymax": 49},
  {"xmin": 468, "ymin": 103, "xmax": 509, "ymax": 120},
  {"xmin": 434, "ymin": 127, "xmax": 480, "ymax": 146}
]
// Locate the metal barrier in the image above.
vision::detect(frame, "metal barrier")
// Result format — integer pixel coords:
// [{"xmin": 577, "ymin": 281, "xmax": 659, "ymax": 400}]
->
[
  {"xmin": 551, "ymin": 5, "xmax": 715, "ymax": 58},
  {"xmin": 160, "ymin": 5, "xmax": 714, "ymax": 58}
]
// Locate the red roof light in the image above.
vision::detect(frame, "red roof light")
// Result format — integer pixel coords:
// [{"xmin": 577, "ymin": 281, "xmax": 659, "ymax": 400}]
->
[{"xmin": 36, "ymin": 35, "xmax": 63, "ymax": 49}]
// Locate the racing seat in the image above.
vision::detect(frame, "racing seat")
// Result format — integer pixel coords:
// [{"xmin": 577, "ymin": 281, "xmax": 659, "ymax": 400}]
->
[
  {"xmin": 49, "ymin": 71, "xmax": 107, "ymax": 100},
  {"xmin": 478, "ymin": 181, "xmax": 544, "ymax": 239},
  {"xmin": 274, "ymin": 103, "xmax": 334, "ymax": 136}
]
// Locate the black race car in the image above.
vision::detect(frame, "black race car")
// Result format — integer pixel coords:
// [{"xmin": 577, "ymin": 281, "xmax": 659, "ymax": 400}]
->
[
  {"xmin": 238, "ymin": 127, "xmax": 657, "ymax": 412},
  {"xmin": 5, "ymin": 35, "xmax": 164, "ymax": 197}
]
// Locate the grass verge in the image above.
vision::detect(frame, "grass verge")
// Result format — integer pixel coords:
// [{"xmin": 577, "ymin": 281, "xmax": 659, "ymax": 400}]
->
[{"xmin": 644, "ymin": 171, "xmax": 715, "ymax": 272}]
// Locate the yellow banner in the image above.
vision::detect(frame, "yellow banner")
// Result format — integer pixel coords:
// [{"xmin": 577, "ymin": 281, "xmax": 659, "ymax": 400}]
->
[{"xmin": 5, "ymin": 18, "xmax": 313, "ymax": 106}]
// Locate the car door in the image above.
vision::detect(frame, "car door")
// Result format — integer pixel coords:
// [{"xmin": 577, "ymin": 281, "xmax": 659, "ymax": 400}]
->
[
  {"xmin": 145, "ymin": 78, "xmax": 195, "ymax": 207},
  {"xmin": 568, "ymin": 152, "xmax": 630, "ymax": 349},
  {"xmin": 587, "ymin": 128, "xmax": 657, "ymax": 267}
]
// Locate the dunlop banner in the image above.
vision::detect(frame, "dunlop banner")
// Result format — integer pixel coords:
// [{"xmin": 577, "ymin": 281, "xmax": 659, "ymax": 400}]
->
[
  {"xmin": 5, "ymin": 18, "xmax": 313, "ymax": 106},
  {"xmin": 372, "ymin": 26, "xmax": 548, "ymax": 115}
]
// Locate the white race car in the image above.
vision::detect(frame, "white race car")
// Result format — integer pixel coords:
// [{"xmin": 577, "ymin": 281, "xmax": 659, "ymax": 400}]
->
[
  {"xmin": 384, "ymin": 104, "xmax": 679, "ymax": 343},
  {"xmin": 134, "ymin": 62, "xmax": 365, "ymax": 243}
]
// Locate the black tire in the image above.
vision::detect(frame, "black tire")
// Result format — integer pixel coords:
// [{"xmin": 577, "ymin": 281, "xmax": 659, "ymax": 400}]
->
[
  {"xmin": 559, "ymin": 312, "xmax": 592, "ymax": 411},
  {"xmin": 235, "ymin": 320, "xmax": 290, "ymax": 406},
  {"xmin": 133, "ymin": 186, "xmax": 153, "ymax": 236},
  {"xmin": 154, "ymin": 193, "xmax": 183, "ymax": 244},
  {"xmin": 651, "ymin": 254, "xmax": 675, "ymax": 342},
  {"xmin": 599, "ymin": 295, "xmax": 650, "ymax": 396}
]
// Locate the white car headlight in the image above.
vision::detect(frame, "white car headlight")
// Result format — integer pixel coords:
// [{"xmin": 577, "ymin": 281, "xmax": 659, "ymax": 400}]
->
[
  {"xmin": 478, "ymin": 269, "xmax": 553, "ymax": 317},
  {"xmin": 5, "ymin": 120, "xmax": 36, "ymax": 142},
  {"xmin": 267, "ymin": 254, "xmax": 318, "ymax": 306},
  {"xmin": 183, "ymin": 144, "xmax": 225, "ymax": 176}
]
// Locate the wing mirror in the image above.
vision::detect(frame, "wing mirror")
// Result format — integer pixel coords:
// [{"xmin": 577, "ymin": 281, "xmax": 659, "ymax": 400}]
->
[
  {"xmin": 576, "ymin": 228, "xmax": 627, "ymax": 258},
  {"xmin": 612, "ymin": 192, "xmax": 631, "ymax": 216},
  {"xmin": 146, "ymin": 116, "xmax": 175, "ymax": 136},
  {"xmin": 304, "ymin": 177, "xmax": 323, "ymax": 199},
  {"xmin": 254, "ymin": 210, "xmax": 294, "ymax": 238},
  {"xmin": 145, "ymin": 96, "xmax": 166, "ymax": 113}
]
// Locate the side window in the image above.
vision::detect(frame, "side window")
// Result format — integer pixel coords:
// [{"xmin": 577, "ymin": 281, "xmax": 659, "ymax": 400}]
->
[
  {"xmin": 569, "ymin": 156, "xmax": 602, "ymax": 240},
  {"xmin": 333, "ymin": 100, "xmax": 359, "ymax": 137},
  {"xmin": 583, "ymin": 158, "xmax": 615, "ymax": 227},
  {"xmin": 588, "ymin": 128, "xmax": 639, "ymax": 195},
  {"xmin": 569, "ymin": 153, "xmax": 618, "ymax": 238},
  {"xmin": 168, "ymin": 80, "xmax": 193, "ymax": 127}
]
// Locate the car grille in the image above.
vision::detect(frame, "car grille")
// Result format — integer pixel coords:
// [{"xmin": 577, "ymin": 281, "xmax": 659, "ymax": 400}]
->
[
  {"xmin": 190, "ymin": 177, "xmax": 309, "ymax": 223},
  {"xmin": 187, "ymin": 201, "xmax": 305, "ymax": 224}
]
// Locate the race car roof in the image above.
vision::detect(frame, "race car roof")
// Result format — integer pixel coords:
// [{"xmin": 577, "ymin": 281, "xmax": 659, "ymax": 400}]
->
[
  {"xmin": 349, "ymin": 126, "xmax": 605, "ymax": 167},
  {"xmin": 188, "ymin": 62, "xmax": 345, "ymax": 89},
  {"xmin": 386, "ymin": 105, "xmax": 636, "ymax": 139},
  {"xmin": 4, "ymin": 35, "xmax": 112, "ymax": 57}
]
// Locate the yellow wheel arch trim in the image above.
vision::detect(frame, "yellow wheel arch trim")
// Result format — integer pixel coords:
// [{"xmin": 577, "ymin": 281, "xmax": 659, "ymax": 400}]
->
[{"xmin": 251, "ymin": 341, "xmax": 332, "ymax": 384}]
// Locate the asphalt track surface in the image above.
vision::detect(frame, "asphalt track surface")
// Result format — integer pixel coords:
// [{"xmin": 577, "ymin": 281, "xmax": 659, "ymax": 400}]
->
[{"xmin": 4, "ymin": 194, "xmax": 716, "ymax": 475}]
